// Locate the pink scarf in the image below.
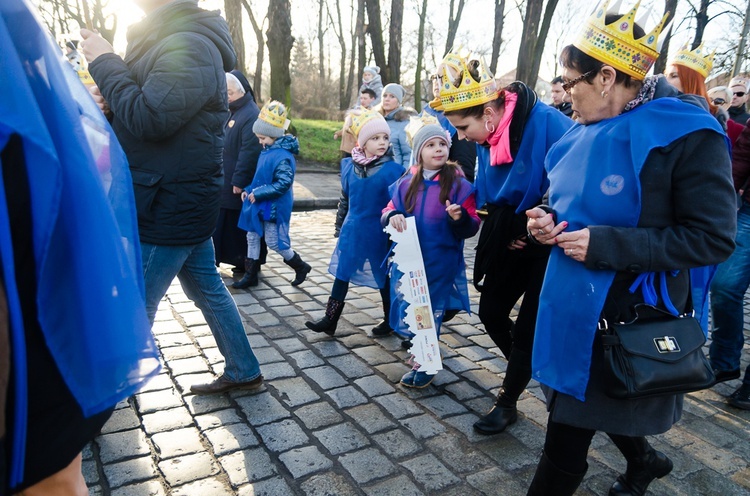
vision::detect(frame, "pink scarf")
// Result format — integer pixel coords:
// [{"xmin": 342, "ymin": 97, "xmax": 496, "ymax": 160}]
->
[
  {"xmin": 487, "ymin": 92, "xmax": 518, "ymax": 166},
  {"xmin": 351, "ymin": 146, "xmax": 380, "ymax": 165}
]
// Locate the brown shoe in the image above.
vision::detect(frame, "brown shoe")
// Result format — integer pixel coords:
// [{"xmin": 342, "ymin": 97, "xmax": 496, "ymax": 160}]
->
[{"xmin": 190, "ymin": 374, "xmax": 264, "ymax": 395}]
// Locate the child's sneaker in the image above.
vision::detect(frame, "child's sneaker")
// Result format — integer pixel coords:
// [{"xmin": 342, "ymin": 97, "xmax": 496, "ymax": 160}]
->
[{"xmin": 400, "ymin": 369, "xmax": 435, "ymax": 388}]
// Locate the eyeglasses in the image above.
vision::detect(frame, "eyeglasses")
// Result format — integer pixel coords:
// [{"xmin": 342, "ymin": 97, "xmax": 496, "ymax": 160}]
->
[
  {"xmin": 734, "ymin": 92, "xmax": 746, "ymax": 97},
  {"xmin": 712, "ymin": 98, "xmax": 726, "ymax": 105},
  {"xmin": 562, "ymin": 70, "xmax": 597, "ymax": 93}
]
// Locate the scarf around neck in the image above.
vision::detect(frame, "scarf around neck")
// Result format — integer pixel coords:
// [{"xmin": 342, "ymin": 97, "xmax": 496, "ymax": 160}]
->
[
  {"xmin": 487, "ymin": 92, "xmax": 518, "ymax": 166},
  {"xmin": 351, "ymin": 146, "xmax": 380, "ymax": 165}
]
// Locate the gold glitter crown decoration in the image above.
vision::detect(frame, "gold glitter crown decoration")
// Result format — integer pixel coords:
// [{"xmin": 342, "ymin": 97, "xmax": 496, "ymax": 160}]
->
[
  {"xmin": 437, "ymin": 49, "xmax": 499, "ymax": 112},
  {"xmin": 349, "ymin": 109, "xmax": 384, "ymax": 138},
  {"xmin": 405, "ymin": 114, "xmax": 441, "ymax": 148},
  {"xmin": 574, "ymin": 0, "xmax": 670, "ymax": 80},
  {"xmin": 671, "ymin": 42, "xmax": 715, "ymax": 78},
  {"xmin": 259, "ymin": 101, "xmax": 290, "ymax": 129}
]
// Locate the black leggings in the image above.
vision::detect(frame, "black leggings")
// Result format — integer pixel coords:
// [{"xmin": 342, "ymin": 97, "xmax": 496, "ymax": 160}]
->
[
  {"xmin": 479, "ymin": 253, "xmax": 548, "ymax": 355},
  {"xmin": 331, "ymin": 277, "xmax": 390, "ymax": 316}
]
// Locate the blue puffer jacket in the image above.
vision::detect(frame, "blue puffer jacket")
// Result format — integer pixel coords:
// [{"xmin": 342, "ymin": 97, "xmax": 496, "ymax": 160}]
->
[{"xmin": 248, "ymin": 135, "xmax": 299, "ymax": 222}]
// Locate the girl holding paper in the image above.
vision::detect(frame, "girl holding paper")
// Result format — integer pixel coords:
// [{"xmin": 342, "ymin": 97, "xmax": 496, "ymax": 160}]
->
[{"xmin": 382, "ymin": 116, "xmax": 481, "ymax": 388}]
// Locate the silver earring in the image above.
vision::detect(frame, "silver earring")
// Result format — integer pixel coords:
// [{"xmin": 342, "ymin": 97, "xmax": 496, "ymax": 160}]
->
[
  {"xmin": 484, "ymin": 120, "xmax": 495, "ymax": 133},
  {"xmin": 601, "ymin": 90, "xmax": 609, "ymax": 98}
]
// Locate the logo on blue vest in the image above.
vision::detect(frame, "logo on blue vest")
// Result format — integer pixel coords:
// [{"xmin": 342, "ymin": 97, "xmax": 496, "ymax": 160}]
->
[{"xmin": 600, "ymin": 174, "xmax": 625, "ymax": 196}]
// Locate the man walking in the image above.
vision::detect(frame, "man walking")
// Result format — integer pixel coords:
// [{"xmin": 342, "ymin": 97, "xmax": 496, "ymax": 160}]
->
[{"xmin": 80, "ymin": 0, "xmax": 263, "ymax": 394}]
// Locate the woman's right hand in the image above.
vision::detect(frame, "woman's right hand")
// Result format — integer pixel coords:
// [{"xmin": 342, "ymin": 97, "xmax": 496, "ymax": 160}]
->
[
  {"xmin": 526, "ymin": 207, "xmax": 568, "ymax": 245},
  {"xmin": 389, "ymin": 214, "xmax": 407, "ymax": 232}
]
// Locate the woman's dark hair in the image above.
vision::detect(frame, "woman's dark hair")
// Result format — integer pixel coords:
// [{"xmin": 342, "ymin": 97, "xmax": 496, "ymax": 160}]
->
[
  {"xmin": 559, "ymin": 14, "xmax": 646, "ymax": 89},
  {"xmin": 403, "ymin": 160, "xmax": 461, "ymax": 214},
  {"xmin": 443, "ymin": 59, "xmax": 506, "ymax": 119}
]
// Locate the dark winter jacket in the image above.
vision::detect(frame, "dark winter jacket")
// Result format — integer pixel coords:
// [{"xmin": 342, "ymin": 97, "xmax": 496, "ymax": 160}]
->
[
  {"xmin": 222, "ymin": 92, "xmax": 261, "ymax": 210},
  {"xmin": 553, "ymin": 101, "xmax": 574, "ymax": 118},
  {"xmin": 89, "ymin": 0, "xmax": 236, "ymax": 245},
  {"xmin": 729, "ymin": 103, "xmax": 750, "ymax": 125},
  {"xmin": 732, "ymin": 121, "xmax": 750, "ymax": 199}
]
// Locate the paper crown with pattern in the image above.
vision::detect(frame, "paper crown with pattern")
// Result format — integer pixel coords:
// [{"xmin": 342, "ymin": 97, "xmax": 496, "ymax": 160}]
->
[
  {"xmin": 671, "ymin": 42, "xmax": 715, "ymax": 78},
  {"xmin": 258, "ymin": 101, "xmax": 290, "ymax": 130},
  {"xmin": 437, "ymin": 49, "xmax": 499, "ymax": 112},
  {"xmin": 349, "ymin": 109, "xmax": 383, "ymax": 138},
  {"xmin": 574, "ymin": 0, "xmax": 670, "ymax": 80},
  {"xmin": 405, "ymin": 114, "xmax": 442, "ymax": 147}
]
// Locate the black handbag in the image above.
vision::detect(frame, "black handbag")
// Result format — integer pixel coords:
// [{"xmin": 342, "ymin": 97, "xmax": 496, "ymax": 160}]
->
[{"xmin": 599, "ymin": 305, "xmax": 715, "ymax": 399}]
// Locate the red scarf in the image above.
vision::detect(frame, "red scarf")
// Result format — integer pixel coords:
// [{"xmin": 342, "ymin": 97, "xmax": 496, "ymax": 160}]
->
[{"xmin": 487, "ymin": 92, "xmax": 518, "ymax": 166}]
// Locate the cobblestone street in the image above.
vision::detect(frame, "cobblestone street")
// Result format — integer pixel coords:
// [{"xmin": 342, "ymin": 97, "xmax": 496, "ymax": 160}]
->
[{"xmin": 83, "ymin": 210, "xmax": 750, "ymax": 496}]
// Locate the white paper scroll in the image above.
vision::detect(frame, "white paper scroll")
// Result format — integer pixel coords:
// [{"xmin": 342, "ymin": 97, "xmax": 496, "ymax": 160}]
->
[{"xmin": 385, "ymin": 217, "xmax": 443, "ymax": 375}]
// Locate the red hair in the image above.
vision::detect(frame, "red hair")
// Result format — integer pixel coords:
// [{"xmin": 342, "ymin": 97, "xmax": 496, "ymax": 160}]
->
[{"xmin": 676, "ymin": 64, "xmax": 717, "ymax": 115}]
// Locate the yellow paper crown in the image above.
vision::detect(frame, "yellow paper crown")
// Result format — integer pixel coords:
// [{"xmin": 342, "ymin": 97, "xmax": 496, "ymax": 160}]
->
[
  {"xmin": 671, "ymin": 42, "xmax": 715, "ymax": 78},
  {"xmin": 437, "ymin": 50, "xmax": 499, "ymax": 112},
  {"xmin": 259, "ymin": 101, "xmax": 290, "ymax": 129},
  {"xmin": 574, "ymin": 1, "xmax": 670, "ymax": 80},
  {"xmin": 349, "ymin": 109, "xmax": 383, "ymax": 138},
  {"xmin": 405, "ymin": 114, "xmax": 441, "ymax": 148}
]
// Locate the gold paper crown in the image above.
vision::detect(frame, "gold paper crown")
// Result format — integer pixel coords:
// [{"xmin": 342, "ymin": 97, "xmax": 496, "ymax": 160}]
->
[
  {"xmin": 574, "ymin": 1, "xmax": 670, "ymax": 80},
  {"xmin": 349, "ymin": 109, "xmax": 384, "ymax": 138},
  {"xmin": 671, "ymin": 42, "xmax": 715, "ymax": 78},
  {"xmin": 405, "ymin": 114, "xmax": 441, "ymax": 148},
  {"xmin": 258, "ymin": 101, "xmax": 290, "ymax": 129},
  {"xmin": 437, "ymin": 50, "xmax": 499, "ymax": 112}
]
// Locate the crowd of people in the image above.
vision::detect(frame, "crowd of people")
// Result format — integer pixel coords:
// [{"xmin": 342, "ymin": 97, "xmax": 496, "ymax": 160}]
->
[{"xmin": 3, "ymin": 0, "xmax": 750, "ymax": 493}]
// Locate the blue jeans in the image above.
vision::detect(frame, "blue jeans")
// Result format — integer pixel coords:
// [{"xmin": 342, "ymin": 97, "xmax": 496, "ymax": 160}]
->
[
  {"xmin": 710, "ymin": 201, "xmax": 750, "ymax": 386},
  {"xmin": 141, "ymin": 239, "xmax": 261, "ymax": 382}
]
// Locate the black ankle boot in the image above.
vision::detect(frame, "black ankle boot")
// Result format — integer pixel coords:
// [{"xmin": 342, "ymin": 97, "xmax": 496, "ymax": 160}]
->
[
  {"xmin": 305, "ymin": 297, "xmax": 345, "ymax": 336},
  {"xmin": 527, "ymin": 451, "xmax": 587, "ymax": 496},
  {"xmin": 473, "ymin": 388, "xmax": 518, "ymax": 434},
  {"xmin": 285, "ymin": 252, "xmax": 311, "ymax": 286},
  {"xmin": 608, "ymin": 437, "xmax": 673, "ymax": 496},
  {"xmin": 232, "ymin": 258, "xmax": 259, "ymax": 289}
]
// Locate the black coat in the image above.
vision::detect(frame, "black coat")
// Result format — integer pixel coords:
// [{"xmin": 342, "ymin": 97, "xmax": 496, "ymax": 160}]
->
[
  {"xmin": 89, "ymin": 0, "xmax": 236, "ymax": 245},
  {"xmin": 222, "ymin": 93, "xmax": 261, "ymax": 210}
]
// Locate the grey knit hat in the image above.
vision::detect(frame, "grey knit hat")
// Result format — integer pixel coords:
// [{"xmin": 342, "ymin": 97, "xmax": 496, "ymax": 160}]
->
[
  {"xmin": 252, "ymin": 100, "xmax": 289, "ymax": 138},
  {"xmin": 382, "ymin": 83, "xmax": 405, "ymax": 104},
  {"xmin": 409, "ymin": 123, "xmax": 451, "ymax": 164},
  {"xmin": 363, "ymin": 66, "xmax": 380, "ymax": 76}
]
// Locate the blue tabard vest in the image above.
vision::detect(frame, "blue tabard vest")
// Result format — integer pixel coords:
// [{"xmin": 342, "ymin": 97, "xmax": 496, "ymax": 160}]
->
[
  {"xmin": 388, "ymin": 174, "xmax": 474, "ymax": 337},
  {"xmin": 533, "ymin": 97, "xmax": 727, "ymax": 401},
  {"xmin": 329, "ymin": 158, "xmax": 403, "ymax": 288},
  {"xmin": 238, "ymin": 146, "xmax": 295, "ymax": 250}
]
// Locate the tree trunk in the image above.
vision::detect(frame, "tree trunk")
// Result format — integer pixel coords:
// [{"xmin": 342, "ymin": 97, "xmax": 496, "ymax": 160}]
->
[
  {"xmin": 516, "ymin": 0, "xmax": 559, "ymax": 86},
  {"xmin": 653, "ymin": 0, "xmax": 678, "ymax": 77},
  {"xmin": 357, "ymin": 0, "xmax": 366, "ymax": 80},
  {"xmin": 330, "ymin": 0, "xmax": 349, "ymax": 110},
  {"xmin": 414, "ymin": 0, "xmax": 429, "ymax": 112},
  {"xmin": 241, "ymin": 0, "xmax": 266, "ymax": 101},
  {"xmin": 267, "ymin": 0, "xmax": 294, "ymax": 108},
  {"xmin": 692, "ymin": 0, "xmax": 710, "ymax": 49},
  {"xmin": 444, "ymin": 0, "xmax": 467, "ymax": 56},
  {"xmin": 317, "ymin": 0, "xmax": 327, "ymax": 107},
  {"xmin": 489, "ymin": 0, "xmax": 506, "ymax": 74},
  {"xmin": 225, "ymin": 0, "xmax": 245, "ymax": 72},
  {"xmin": 365, "ymin": 0, "xmax": 388, "ymax": 83},
  {"xmin": 732, "ymin": 0, "xmax": 750, "ymax": 76},
  {"xmin": 387, "ymin": 0, "xmax": 404, "ymax": 83},
  {"xmin": 346, "ymin": 0, "xmax": 363, "ymax": 108}
]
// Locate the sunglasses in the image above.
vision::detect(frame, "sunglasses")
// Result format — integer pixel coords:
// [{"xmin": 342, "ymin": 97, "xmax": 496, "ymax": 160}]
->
[
  {"xmin": 562, "ymin": 70, "xmax": 597, "ymax": 93},
  {"xmin": 713, "ymin": 98, "xmax": 726, "ymax": 105},
  {"xmin": 735, "ymin": 92, "xmax": 746, "ymax": 97}
]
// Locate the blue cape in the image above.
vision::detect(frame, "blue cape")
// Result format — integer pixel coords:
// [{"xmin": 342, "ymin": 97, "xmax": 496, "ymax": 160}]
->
[
  {"xmin": 1, "ymin": 1, "xmax": 160, "ymax": 487},
  {"xmin": 533, "ymin": 97, "xmax": 726, "ymax": 401}
]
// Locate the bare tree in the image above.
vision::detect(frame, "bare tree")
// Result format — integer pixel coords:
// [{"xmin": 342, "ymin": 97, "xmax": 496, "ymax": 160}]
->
[
  {"xmin": 388, "ymin": 0, "xmax": 405, "ymax": 83},
  {"xmin": 328, "ymin": 0, "xmax": 349, "ymax": 109},
  {"xmin": 267, "ymin": 0, "xmax": 294, "ymax": 107},
  {"xmin": 444, "ymin": 0, "xmax": 467, "ymax": 55},
  {"xmin": 240, "ymin": 0, "xmax": 266, "ymax": 101},
  {"xmin": 733, "ymin": 0, "xmax": 750, "ymax": 75},
  {"xmin": 653, "ymin": 0, "xmax": 679, "ymax": 77},
  {"xmin": 365, "ymin": 0, "xmax": 389, "ymax": 82},
  {"xmin": 37, "ymin": 0, "xmax": 117, "ymax": 44},
  {"xmin": 225, "ymin": 0, "xmax": 245, "ymax": 72},
  {"xmin": 414, "ymin": 0, "xmax": 429, "ymax": 112},
  {"xmin": 317, "ymin": 0, "xmax": 328, "ymax": 107},
  {"xmin": 516, "ymin": 0, "xmax": 560, "ymax": 85},
  {"xmin": 489, "ymin": 0, "xmax": 506, "ymax": 74}
]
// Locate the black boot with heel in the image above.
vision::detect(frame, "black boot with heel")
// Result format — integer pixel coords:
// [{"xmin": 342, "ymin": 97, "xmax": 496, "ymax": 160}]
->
[
  {"xmin": 232, "ymin": 258, "xmax": 259, "ymax": 289},
  {"xmin": 473, "ymin": 348, "xmax": 532, "ymax": 435},
  {"xmin": 607, "ymin": 435, "xmax": 673, "ymax": 496},
  {"xmin": 285, "ymin": 252, "xmax": 311, "ymax": 286},
  {"xmin": 305, "ymin": 298, "xmax": 345, "ymax": 336}
]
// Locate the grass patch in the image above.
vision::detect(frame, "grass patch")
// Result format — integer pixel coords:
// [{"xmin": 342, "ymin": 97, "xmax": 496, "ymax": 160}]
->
[{"xmin": 294, "ymin": 118, "xmax": 342, "ymax": 166}]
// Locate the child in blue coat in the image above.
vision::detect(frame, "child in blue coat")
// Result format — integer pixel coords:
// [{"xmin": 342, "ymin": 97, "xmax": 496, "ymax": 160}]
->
[
  {"xmin": 235, "ymin": 101, "xmax": 310, "ymax": 288},
  {"xmin": 305, "ymin": 110, "xmax": 404, "ymax": 336},
  {"xmin": 382, "ymin": 116, "xmax": 480, "ymax": 387}
]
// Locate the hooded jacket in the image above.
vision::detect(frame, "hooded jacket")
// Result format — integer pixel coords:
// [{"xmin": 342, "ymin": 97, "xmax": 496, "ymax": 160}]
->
[{"xmin": 89, "ymin": 0, "xmax": 236, "ymax": 245}]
